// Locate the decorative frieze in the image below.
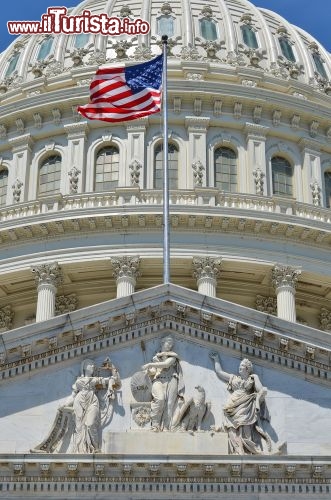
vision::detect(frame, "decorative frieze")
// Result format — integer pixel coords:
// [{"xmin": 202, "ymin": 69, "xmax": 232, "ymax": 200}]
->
[
  {"xmin": 255, "ymin": 295, "xmax": 277, "ymax": 315},
  {"xmin": 55, "ymin": 294, "xmax": 78, "ymax": 316},
  {"xmin": 0, "ymin": 305, "xmax": 14, "ymax": 330},
  {"xmin": 320, "ymin": 307, "xmax": 331, "ymax": 331}
]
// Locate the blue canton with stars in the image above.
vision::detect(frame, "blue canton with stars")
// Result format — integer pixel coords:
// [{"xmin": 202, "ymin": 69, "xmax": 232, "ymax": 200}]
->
[{"xmin": 125, "ymin": 55, "xmax": 163, "ymax": 93}]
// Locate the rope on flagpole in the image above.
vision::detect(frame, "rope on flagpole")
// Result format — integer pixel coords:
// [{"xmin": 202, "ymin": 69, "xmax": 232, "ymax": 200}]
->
[{"xmin": 162, "ymin": 35, "xmax": 170, "ymax": 284}]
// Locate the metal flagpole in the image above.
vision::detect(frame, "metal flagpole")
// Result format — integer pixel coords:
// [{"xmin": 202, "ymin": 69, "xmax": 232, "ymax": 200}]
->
[{"xmin": 162, "ymin": 35, "xmax": 170, "ymax": 284}]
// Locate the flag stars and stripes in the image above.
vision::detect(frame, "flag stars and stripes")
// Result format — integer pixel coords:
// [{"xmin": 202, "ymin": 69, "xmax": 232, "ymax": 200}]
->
[{"xmin": 77, "ymin": 54, "xmax": 163, "ymax": 123}]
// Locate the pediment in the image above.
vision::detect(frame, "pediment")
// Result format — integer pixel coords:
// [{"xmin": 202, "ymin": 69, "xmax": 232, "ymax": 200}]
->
[
  {"xmin": 0, "ymin": 283, "xmax": 331, "ymax": 461},
  {"xmin": 0, "ymin": 283, "xmax": 330, "ymax": 388}
]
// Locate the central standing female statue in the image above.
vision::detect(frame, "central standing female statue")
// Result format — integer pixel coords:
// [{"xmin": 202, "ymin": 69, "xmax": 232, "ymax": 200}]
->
[{"xmin": 142, "ymin": 336, "xmax": 184, "ymax": 431}]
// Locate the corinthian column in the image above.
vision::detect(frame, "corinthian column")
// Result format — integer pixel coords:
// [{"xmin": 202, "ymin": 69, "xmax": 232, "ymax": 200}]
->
[
  {"xmin": 32, "ymin": 263, "xmax": 63, "ymax": 322},
  {"xmin": 111, "ymin": 256, "xmax": 141, "ymax": 298},
  {"xmin": 192, "ymin": 257, "xmax": 222, "ymax": 297},
  {"xmin": 272, "ymin": 265, "xmax": 301, "ymax": 322}
]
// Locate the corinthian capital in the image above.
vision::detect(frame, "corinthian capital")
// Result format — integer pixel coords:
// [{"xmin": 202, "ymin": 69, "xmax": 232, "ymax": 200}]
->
[
  {"xmin": 272, "ymin": 265, "xmax": 301, "ymax": 290},
  {"xmin": 192, "ymin": 256, "xmax": 222, "ymax": 280},
  {"xmin": 111, "ymin": 256, "xmax": 141, "ymax": 281},
  {"xmin": 31, "ymin": 262, "xmax": 63, "ymax": 287}
]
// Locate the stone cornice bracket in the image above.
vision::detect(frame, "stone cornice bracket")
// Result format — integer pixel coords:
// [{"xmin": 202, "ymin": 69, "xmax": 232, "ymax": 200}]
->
[
  {"xmin": 271, "ymin": 265, "xmax": 301, "ymax": 290},
  {"xmin": 185, "ymin": 116, "xmax": 210, "ymax": 132},
  {"xmin": 64, "ymin": 122, "xmax": 89, "ymax": 138},
  {"xmin": 8, "ymin": 133, "xmax": 34, "ymax": 152},
  {"xmin": 126, "ymin": 117, "xmax": 149, "ymax": 131},
  {"xmin": 192, "ymin": 256, "xmax": 222, "ymax": 280},
  {"xmin": 31, "ymin": 262, "xmax": 63, "ymax": 288},
  {"xmin": 244, "ymin": 123, "xmax": 269, "ymax": 141}
]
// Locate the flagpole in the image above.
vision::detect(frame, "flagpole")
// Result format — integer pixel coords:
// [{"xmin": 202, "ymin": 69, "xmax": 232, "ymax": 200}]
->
[{"xmin": 162, "ymin": 35, "xmax": 170, "ymax": 284}]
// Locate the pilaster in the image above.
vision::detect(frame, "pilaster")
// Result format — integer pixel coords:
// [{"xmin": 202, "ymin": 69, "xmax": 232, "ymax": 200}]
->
[
  {"xmin": 185, "ymin": 117, "xmax": 210, "ymax": 189},
  {"xmin": 64, "ymin": 122, "xmax": 89, "ymax": 195}
]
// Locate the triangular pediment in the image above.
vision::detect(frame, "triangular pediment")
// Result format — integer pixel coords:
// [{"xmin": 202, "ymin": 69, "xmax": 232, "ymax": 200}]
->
[{"xmin": 0, "ymin": 282, "xmax": 331, "ymax": 461}]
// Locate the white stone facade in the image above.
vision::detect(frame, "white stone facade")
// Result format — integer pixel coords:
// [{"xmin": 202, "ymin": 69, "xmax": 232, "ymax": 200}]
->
[{"xmin": 0, "ymin": 0, "xmax": 331, "ymax": 497}]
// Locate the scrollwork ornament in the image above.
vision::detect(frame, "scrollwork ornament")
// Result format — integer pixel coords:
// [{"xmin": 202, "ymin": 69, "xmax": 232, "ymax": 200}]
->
[
  {"xmin": 192, "ymin": 160, "xmax": 205, "ymax": 187},
  {"xmin": 310, "ymin": 179, "xmax": 321, "ymax": 206},
  {"xmin": 68, "ymin": 166, "xmax": 81, "ymax": 194},
  {"xmin": 133, "ymin": 44, "xmax": 152, "ymax": 61},
  {"xmin": 12, "ymin": 178, "xmax": 23, "ymax": 203},
  {"xmin": 129, "ymin": 159, "xmax": 142, "ymax": 187}
]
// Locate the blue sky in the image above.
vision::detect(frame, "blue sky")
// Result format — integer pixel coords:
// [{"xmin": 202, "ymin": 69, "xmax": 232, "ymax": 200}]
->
[{"xmin": 0, "ymin": 0, "xmax": 330, "ymax": 53}]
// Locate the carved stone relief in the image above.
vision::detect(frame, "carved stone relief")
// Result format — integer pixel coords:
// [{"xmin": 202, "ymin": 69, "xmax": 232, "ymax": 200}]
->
[
  {"xmin": 32, "ymin": 357, "xmax": 121, "ymax": 454},
  {"xmin": 210, "ymin": 353, "xmax": 286, "ymax": 455}
]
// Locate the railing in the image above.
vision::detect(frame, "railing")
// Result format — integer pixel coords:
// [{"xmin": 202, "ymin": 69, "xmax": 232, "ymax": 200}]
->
[{"xmin": 0, "ymin": 189, "xmax": 330, "ymax": 225}]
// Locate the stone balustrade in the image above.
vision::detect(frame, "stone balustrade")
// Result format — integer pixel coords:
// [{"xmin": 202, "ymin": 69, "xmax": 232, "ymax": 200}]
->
[{"xmin": 0, "ymin": 190, "xmax": 330, "ymax": 226}]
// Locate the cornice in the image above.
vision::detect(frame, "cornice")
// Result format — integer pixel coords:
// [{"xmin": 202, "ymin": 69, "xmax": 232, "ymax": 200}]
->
[
  {"xmin": 1, "ymin": 286, "xmax": 331, "ymax": 387},
  {"xmin": 0, "ymin": 189, "xmax": 329, "ymax": 249},
  {"xmin": 1, "ymin": 453, "xmax": 331, "ymax": 489}
]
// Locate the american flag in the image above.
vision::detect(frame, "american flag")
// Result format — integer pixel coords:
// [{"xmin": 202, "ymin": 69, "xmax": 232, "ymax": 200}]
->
[{"xmin": 77, "ymin": 55, "xmax": 163, "ymax": 123}]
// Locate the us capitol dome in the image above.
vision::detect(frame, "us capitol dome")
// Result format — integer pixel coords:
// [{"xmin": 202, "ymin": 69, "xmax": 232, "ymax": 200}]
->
[{"xmin": 1, "ymin": 0, "xmax": 331, "ymax": 498}]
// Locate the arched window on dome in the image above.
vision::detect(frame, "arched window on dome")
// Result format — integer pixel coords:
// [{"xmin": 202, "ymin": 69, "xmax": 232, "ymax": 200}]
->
[
  {"xmin": 271, "ymin": 156, "xmax": 293, "ymax": 197},
  {"xmin": 199, "ymin": 19, "xmax": 218, "ymax": 41},
  {"xmin": 214, "ymin": 147, "xmax": 237, "ymax": 192},
  {"xmin": 157, "ymin": 16, "xmax": 174, "ymax": 37},
  {"xmin": 154, "ymin": 143, "xmax": 178, "ymax": 190},
  {"xmin": 37, "ymin": 37, "xmax": 53, "ymax": 60},
  {"xmin": 241, "ymin": 24, "xmax": 258, "ymax": 49},
  {"xmin": 0, "ymin": 169, "xmax": 8, "ymax": 207},
  {"xmin": 5, "ymin": 52, "xmax": 20, "ymax": 77},
  {"xmin": 279, "ymin": 38, "xmax": 296, "ymax": 62},
  {"xmin": 95, "ymin": 146, "xmax": 119, "ymax": 192},
  {"xmin": 312, "ymin": 52, "xmax": 328, "ymax": 80},
  {"xmin": 38, "ymin": 155, "xmax": 62, "ymax": 196},
  {"xmin": 324, "ymin": 171, "xmax": 331, "ymax": 208},
  {"xmin": 74, "ymin": 33, "xmax": 90, "ymax": 48}
]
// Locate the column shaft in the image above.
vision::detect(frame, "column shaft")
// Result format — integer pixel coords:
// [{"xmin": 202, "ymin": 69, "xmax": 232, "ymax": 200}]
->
[
  {"xmin": 276, "ymin": 285, "xmax": 296, "ymax": 323},
  {"xmin": 36, "ymin": 283, "xmax": 57, "ymax": 322}
]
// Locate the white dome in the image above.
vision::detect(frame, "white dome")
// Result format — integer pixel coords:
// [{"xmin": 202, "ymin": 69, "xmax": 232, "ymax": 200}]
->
[{"xmin": 0, "ymin": 0, "xmax": 330, "ymax": 95}]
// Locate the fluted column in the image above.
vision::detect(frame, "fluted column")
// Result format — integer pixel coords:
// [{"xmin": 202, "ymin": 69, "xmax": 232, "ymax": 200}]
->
[
  {"xmin": 192, "ymin": 257, "xmax": 222, "ymax": 297},
  {"xmin": 32, "ymin": 263, "xmax": 63, "ymax": 322},
  {"xmin": 111, "ymin": 256, "xmax": 141, "ymax": 298},
  {"xmin": 272, "ymin": 265, "xmax": 301, "ymax": 322}
]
